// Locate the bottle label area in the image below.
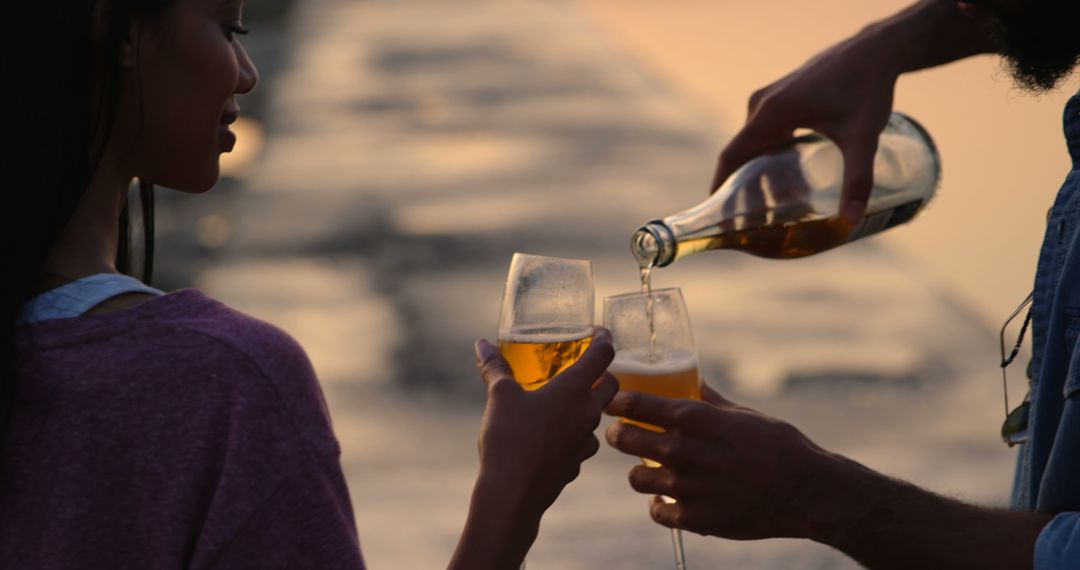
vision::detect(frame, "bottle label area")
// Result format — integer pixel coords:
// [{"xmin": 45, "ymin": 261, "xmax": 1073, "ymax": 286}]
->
[{"xmin": 847, "ymin": 199, "xmax": 924, "ymax": 242}]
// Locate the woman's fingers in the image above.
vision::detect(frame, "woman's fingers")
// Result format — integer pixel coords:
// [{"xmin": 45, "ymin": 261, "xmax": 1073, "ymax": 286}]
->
[
  {"xmin": 474, "ymin": 338, "xmax": 516, "ymax": 388},
  {"xmin": 591, "ymin": 372, "xmax": 620, "ymax": 413},
  {"xmin": 559, "ymin": 327, "xmax": 615, "ymax": 390}
]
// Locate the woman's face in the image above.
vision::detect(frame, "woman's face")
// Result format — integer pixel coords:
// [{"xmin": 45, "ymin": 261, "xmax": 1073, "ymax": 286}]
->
[{"xmin": 114, "ymin": 0, "xmax": 258, "ymax": 193}]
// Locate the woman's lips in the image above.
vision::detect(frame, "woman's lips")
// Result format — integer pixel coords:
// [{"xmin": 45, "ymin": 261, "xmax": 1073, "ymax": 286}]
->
[{"xmin": 220, "ymin": 126, "xmax": 237, "ymax": 153}]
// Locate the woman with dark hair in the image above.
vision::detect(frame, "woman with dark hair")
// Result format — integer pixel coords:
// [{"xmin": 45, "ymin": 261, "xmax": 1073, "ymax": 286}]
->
[{"xmin": 0, "ymin": 1, "xmax": 617, "ymax": 567}]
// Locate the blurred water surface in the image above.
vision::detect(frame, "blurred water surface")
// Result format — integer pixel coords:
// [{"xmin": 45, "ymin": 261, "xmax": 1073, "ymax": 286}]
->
[{"xmin": 155, "ymin": 0, "xmax": 1027, "ymax": 567}]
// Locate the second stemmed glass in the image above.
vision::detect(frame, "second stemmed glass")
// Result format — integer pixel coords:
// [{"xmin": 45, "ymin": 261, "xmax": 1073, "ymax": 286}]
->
[{"xmin": 605, "ymin": 287, "xmax": 702, "ymax": 570}]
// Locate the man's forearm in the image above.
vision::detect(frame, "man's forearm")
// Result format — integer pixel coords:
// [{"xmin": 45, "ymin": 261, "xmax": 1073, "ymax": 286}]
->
[
  {"xmin": 852, "ymin": 0, "xmax": 996, "ymax": 77},
  {"xmin": 809, "ymin": 454, "xmax": 1052, "ymax": 570}
]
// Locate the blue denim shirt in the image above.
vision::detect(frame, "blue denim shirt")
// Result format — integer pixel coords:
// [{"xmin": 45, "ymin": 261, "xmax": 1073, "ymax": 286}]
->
[{"xmin": 1013, "ymin": 93, "xmax": 1080, "ymax": 567}]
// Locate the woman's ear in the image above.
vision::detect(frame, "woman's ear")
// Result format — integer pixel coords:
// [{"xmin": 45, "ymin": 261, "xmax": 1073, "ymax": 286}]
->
[
  {"xmin": 119, "ymin": 21, "xmax": 143, "ymax": 68},
  {"xmin": 90, "ymin": 0, "xmax": 137, "ymax": 68}
]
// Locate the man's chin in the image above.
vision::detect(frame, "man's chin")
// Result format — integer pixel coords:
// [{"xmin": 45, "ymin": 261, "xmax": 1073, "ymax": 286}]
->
[{"xmin": 1003, "ymin": 53, "xmax": 1080, "ymax": 93}]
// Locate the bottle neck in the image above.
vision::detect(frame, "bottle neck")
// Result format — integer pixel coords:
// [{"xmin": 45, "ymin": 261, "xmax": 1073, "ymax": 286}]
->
[{"xmin": 632, "ymin": 222, "xmax": 677, "ymax": 268}]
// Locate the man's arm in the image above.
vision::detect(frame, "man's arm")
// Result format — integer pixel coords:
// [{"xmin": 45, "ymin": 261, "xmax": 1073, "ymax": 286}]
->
[
  {"xmin": 712, "ymin": 0, "xmax": 996, "ymax": 222},
  {"xmin": 813, "ymin": 453, "xmax": 1051, "ymax": 569},
  {"xmin": 604, "ymin": 387, "xmax": 1053, "ymax": 569},
  {"xmin": 865, "ymin": 0, "xmax": 996, "ymax": 74}
]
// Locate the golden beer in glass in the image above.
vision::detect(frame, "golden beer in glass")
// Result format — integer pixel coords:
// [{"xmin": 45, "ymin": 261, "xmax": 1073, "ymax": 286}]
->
[
  {"xmin": 608, "ymin": 347, "xmax": 701, "ymax": 433},
  {"xmin": 497, "ymin": 327, "xmax": 593, "ymax": 391},
  {"xmin": 497, "ymin": 253, "xmax": 594, "ymax": 390},
  {"xmin": 604, "ymin": 287, "xmax": 700, "ymax": 568}
]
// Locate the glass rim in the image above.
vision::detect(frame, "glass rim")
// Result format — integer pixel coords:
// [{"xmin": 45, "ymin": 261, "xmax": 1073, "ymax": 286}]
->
[
  {"xmin": 510, "ymin": 251, "xmax": 593, "ymax": 266},
  {"xmin": 604, "ymin": 287, "xmax": 682, "ymax": 302}
]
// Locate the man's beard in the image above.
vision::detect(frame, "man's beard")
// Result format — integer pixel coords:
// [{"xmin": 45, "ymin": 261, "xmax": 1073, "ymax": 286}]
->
[{"xmin": 988, "ymin": 0, "xmax": 1080, "ymax": 92}]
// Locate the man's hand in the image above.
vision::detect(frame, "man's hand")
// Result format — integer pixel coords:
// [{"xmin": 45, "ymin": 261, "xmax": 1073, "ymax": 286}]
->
[
  {"xmin": 712, "ymin": 39, "xmax": 896, "ymax": 224},
  {"xmin": 605, "ymin": 384, "xmax": 1051, "ymax": 569},
  {"xmin": 711, "ymin": 0, "xmax": 995, "ymax": 224},
  {"xmin": 605, "ymin": 384, "xmax": 841, "ymax": 540}
]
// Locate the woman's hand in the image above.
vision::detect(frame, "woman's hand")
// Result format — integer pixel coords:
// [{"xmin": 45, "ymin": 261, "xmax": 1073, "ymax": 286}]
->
[
  {"xmin": 475, "ymin": 328, "xmax": 618, "ymax": 509},
  {"xmin": 449, "ymin": 328, "xmax": 618, "ymax": 570}
]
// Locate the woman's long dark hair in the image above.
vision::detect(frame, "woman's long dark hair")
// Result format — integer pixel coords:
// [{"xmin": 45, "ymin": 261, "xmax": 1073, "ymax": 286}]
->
[{"xmin": 1, "ymin": 0, "xmax": 170, "ymax": 432}]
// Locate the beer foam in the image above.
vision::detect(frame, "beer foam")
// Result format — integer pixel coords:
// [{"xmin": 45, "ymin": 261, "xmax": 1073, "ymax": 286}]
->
[
  {"xmin": 609, "ymin": 348, "xmax": 698, "ymax": 375},
  {"xmin": 500, "ymin": 326, "xmax": 593, "ymax": 343}
]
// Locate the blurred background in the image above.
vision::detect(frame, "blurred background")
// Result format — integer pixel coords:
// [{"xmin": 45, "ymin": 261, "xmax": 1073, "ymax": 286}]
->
[{"xmin": 154, "ymin": 0, "xmax": 1074, "ymax": 567}]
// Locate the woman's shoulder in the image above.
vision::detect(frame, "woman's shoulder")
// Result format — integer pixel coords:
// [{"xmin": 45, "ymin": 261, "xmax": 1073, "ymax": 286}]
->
[
  {"xmin": 149, "ymin": 289, "xmax": 313, "ymax": 374},
  {"xmin": 18, "ymin": 288, "xmax": 339, "ymax": 457},
  {"xmin": 23, "ymin": 288, "xmax": 306, "ymax": 365}
]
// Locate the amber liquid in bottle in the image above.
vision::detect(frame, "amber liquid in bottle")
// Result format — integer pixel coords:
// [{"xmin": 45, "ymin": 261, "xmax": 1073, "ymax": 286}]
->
[{"xmin": 632, "ymin": 112, "xmax": 940, "ymax": 268}]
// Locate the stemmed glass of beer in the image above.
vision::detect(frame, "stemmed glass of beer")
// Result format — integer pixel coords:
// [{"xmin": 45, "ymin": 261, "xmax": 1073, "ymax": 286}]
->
[
  {"xmin": 498, "ymin": 253, "xmax": 595, "ymax": 391},
  {"xmin": 498, "ymin": 253, "xmax": 595, "ymax": 569},
  {"xmin": 604, "ymin": 287, "xmax": 702, "ymax": 570}
]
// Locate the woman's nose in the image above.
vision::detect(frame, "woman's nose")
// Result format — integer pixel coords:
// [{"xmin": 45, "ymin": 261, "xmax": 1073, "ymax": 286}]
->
[{"xmin": 235, "ymin": 43, "xmax": 259, "ymax": 95}]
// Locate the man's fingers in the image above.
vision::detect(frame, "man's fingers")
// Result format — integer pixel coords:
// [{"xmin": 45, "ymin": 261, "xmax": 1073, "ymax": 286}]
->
[
  {"xmin": 648, "ymin": 495, "xmax": 682, "ymax": 530},
  {"xmin": 700, "ymin": 382, "xmax": 735, "ymax": 408},
  {"xmin": 711, "ymin": 119, "xmax": 794, "ymax": 193},
  {"xmin": 474, "ymin": 338, "xmax": 514, "ymax": 387},
  {"xmin": 591, "ymin": 372, "xmax": 620, "ymax": 413},
  {"xmin": 838, "ymin": 135, "xmax": 879, "ymax": 224},
  {"xmin": 627, "ymin": 463, "xmax": 677, "ymax": 497},
  {"xmin": 552, "ymin": 327, "xmax": 615, "ymax": 392},
  {"xmin": 605, "ymin": 390, "xmax": 710, "ymax": 430},
  {"xmin": 606, "ymin": 421, "xmax": 682, "ymax": 465}
]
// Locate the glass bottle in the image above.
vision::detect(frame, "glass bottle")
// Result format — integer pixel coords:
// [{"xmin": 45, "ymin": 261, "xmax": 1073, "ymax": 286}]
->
[{"xmin": 632, "ymin": 112, "xmax": 941, "ymax": 268}]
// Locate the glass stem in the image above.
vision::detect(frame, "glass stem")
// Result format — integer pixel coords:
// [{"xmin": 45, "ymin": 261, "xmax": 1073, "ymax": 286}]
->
[{"xmin": 671, "ymin": 528, "xmax": 687, "ymax": 570}]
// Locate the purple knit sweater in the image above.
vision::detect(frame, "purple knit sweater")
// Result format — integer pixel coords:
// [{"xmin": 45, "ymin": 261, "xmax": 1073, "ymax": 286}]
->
[{"xmin": 2, "ymin": 290, "xmax": 365, "ymax": 569}]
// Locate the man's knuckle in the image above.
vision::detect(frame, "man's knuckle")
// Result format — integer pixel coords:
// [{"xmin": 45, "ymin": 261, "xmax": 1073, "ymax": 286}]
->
[
  {"xmin": 672, "ymin": 404, "xmax": 700, "ymax": 426},
  {"xmin": 669, "ymin": 474, "xmax": 695, "ymax": 498},
  {"xmin": 658, "ymin": 440, "xmax": 678, "ymax": 462},
  {"xmin": 672, "ymin": 508, "xmax": 691, "ymax": 529},
  {"xmin": 669, "ymin": 438, "xmax": 692, "ymax": 461},
  {"xmin": 748, "ymin": 88, "xmax": 769, "ymax": 110}
]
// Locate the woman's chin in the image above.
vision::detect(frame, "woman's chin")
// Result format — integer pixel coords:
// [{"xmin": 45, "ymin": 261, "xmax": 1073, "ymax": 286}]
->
[{"xmin": 152, "ymin": 166, "xmax": 222, "ymax": 194}]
